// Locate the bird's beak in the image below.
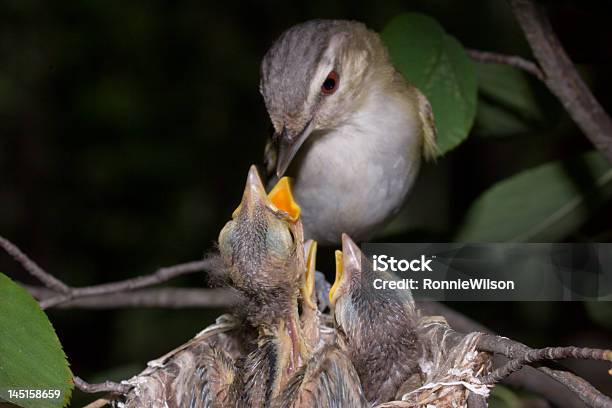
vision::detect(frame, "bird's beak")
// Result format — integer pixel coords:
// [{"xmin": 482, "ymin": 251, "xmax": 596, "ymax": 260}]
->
[
  {"xmin": 232, "ymin": 165, "xmax": 268, "ymax": 218},
  {"xmin": 233, "ymin": 166, "xmax": 302, "ymax": 224},
  {"xmin": 341, "ymin": 233, "xmax": 362, "ymax": 274},
  {"xmin": 330, "ymin": 234, "xmax": 362, "ymax": 306},
  {"xmin": 329, "ymin": 250, "xmax": 343, "ymax": 306},
  {"xmin": 301, "ymin": 240, "xmax": 318, "ymax": 310},
  {"xmin": 276, "ymin": 121, "xmax": 314, "ymax": 178},
  {"xmin": 268, "ymin": 177, "xmax": 301, "ymax": 222}
]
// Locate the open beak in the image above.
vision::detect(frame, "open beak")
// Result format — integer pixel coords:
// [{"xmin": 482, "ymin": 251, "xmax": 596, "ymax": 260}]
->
[
  {"xmin": 232, "ymin": 165, "xmax": 268, "ymax": 218},
  {"xmin": 329, "ymin": 250, "xmax": 343, "ymax": 306},
  {"xmin": 329, "ymin": 234, "xmax": 362, "ymax": 306},
  {"xmin": 341, "ymin": 233, "xmax": 362, "ymax": 273},
  {"xmin": 268, "ymin": 177, "xmax": 301, "ymax": 222},
  {"xmin": 233, "ymin": 165, "xmax": 303, "ymax": 223},
  {"xmin": 301, "ymin": 240, "xmax": 318, "ymax": 310},
  {"xmin": 276, "ymin": 121, "xmax": 314, "ymax": 178}
]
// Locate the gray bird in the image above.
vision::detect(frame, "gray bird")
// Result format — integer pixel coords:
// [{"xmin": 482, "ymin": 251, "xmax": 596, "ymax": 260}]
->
[
  {"xmin": 330, "ymin": 233, "xmax": 423, "ymax": 404},
  {"xmin": 261, "ymin": 19, "xmax": 437, "ymax": 245}
]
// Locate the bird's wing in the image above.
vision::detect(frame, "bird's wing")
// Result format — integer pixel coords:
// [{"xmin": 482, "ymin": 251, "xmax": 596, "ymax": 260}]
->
[
  {"xmin": 275, "ymin": 345, "xmax": 369, "ymax": 408},
  {"xmin": 414, "ymin": 88, "xmax": 438, "ymax": 161},
  {"xmin": 237, "ymin": 335, "xmax": 279, "ymax": 407},
  {"xmin": 187, "ymin": 344, "xmax": 238, "ymax": 408}
]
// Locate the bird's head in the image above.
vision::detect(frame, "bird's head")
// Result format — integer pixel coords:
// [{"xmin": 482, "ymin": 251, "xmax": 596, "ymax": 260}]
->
[
  {"xmin": 260, "ymin": 20, "xmax": 394, "ymax": 177},
  {"xmin": 330, "ymin": 234, "xmax": 416, "ymax": 342},
  {"xmin": 218, "ymin": 165, "xmax": 303, "ymax": 312}
]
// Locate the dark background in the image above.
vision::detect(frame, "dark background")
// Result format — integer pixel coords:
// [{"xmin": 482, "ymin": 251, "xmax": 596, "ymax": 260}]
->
[{"xmin": 1, "ymin": 0, "xmax": 611, "ymax": 405}]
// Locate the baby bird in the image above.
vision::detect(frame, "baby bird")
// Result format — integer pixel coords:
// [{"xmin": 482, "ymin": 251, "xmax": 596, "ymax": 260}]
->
[
  {"xmin": 275, "ymin": 345, "xmax": 369, "ymax": 408},
  {"xmin": 330, "ymin": 233, "xmax": 423, "ymax": 404},
  {"xmin": 218, "ymin": 166, "xmax": 313, "ymax": 406},
  {"xmin": 122, "ymin": 314, "xmax": 244, "ymax": 408},
  {"xmin": 261, "ymin": 19, "xmax": 437, "ymax": 245},
  {"xmin": 271, "ymin": 235, "xmax": 368, "ymax": 407},
  {"xmin": 186, "ymin": 343, "xmax": 238, "ymax": 408},
  {"xmin": 218, "ymin": 165, "xmax": 304, "ymax": 330}
]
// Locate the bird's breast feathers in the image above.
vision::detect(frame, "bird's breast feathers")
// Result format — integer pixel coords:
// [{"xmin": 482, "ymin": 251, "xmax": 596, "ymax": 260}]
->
[{"xmin": 289, "ymin": 89, "xmax": 423, "ymax": 242}]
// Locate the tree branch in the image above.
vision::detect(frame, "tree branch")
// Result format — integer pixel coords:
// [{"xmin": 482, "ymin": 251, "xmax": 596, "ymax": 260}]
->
[
  {"xmin": 476, "ymin": 334, "xmax": 612, "ymax": 408},
  {"xmin": 0, "ymin": 235, "xmax": 71, "ymax": 293},
  {"xmin": 27, "ymin": 286, "xmax": 237, "ymax": 309},
  {"xmin": 481, "ymin": 346, "xmax": 612, "ymax": 384},
  {"xmin": 466, "ymin": 48, "xmax": 544, "ymax": 80},
  {"xmin": 508, "ymin": 0, "xmax": 612, "ymax": 163},
  {"xmin": 1, "ymin": 234, "xmax": 218, "ymax": 309},
  {"xmin": 74, "ymin": 376, "xmax": 131, "ymax": 394},
  {"xmin": 39, "ymin": 259, "xmax": 214, "ymax": 309}
]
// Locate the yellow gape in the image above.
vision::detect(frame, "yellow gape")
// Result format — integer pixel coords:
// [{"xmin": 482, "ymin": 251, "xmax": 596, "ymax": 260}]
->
[
  {"xmin": 301, "ymin": 240, "xmax": 318, "ymax": 310},
  {"xmin": 231, "ymin": 175, "xmax": 301, "ymax": 221},
  {"xmin": 268, "ymin": 177, "xmax": 301, "ymax": 222},
  {"xmin": 329, "ymin": 250, "xmax": 343, "ymax": 305}
]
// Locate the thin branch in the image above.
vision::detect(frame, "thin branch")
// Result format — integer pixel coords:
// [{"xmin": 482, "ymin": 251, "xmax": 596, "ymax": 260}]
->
[
  {"xmin": 1, "ymin": 234, "xmax": 218, "ymax": 309},
  {"xmin": 40, "ymin": 259, "xmax": 214, "ymax": 309},
  {"xmin": 540, "ymin": 368, "xmax": 612, "ymax": 408},
  {"xmin": 74, "ymin": 376, "xmax": 131, "ymax": 394},
  {"xmin": 0, "ymin": 235, "xmax": 71, "ymax": 293},
  {"xmin": 83, "ymin": 399, "xmax": 113, "ymax": 408},
  {"xmin": 466, "ymin": 48, "xmax": 544, "ymax": 80},
  {"xmin": 27, "ymin": 286, "xmax": 237, "ymax": 309},
  {"xmin": 476, "ymin": 334, "xmax": 612, "ymax": 408},
  {"xmin": 481, "ymin": 346, "xmax": 612, "ymax": 384},
  {"xmin": 508, "ymin": 0, "xmax": 612, "ymax": 163}
]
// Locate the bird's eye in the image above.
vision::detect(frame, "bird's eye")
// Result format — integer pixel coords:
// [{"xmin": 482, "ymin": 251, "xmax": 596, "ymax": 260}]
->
[{"xmin": 321, "ymin": 71, "xmax": 339, "ymax": 95}]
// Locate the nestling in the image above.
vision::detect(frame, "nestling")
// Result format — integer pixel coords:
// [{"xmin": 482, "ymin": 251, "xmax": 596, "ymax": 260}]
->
[
  {"xmin": 218, "ymin": 166, "xmax": 316, "ymax": 406},
  {"xmin": 218, "ymin": 165, "xmax": 304, "ymax": 328},
  {"xmin": 261, "ymin": 19, "xmax": 437, "ymax": 245},
  {"xmin": 330, "ymin": 233, "xmax": 423, "ymax": 404},
  {"xmin": 275, "ymin": 344, "xmax": 368, "ymax": 407}
]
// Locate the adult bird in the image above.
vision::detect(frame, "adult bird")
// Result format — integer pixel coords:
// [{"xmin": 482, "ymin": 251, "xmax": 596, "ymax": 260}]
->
[{"xmin": 261, "ymin": 19, "xmax": 437, "ymax": 245}]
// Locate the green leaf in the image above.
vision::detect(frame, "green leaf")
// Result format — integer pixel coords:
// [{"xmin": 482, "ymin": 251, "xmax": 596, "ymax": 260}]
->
[
  {"xmin": 455, "ymin": 151, "xmax": 612, "ymax": 242},
  {"xmin": 473, "ymin": 62, "xmax": 547, "ymax": 137},
  {"xmin": 381, "ymin": 13, "xmax": 478, "ymax": 154},
  {"xmin": 0, "ymin": 273, "xmax": 73, "ymax": 408},
  {"xmin": 488, "ymin": 385, "xmax": 521, "ymax": 408}
]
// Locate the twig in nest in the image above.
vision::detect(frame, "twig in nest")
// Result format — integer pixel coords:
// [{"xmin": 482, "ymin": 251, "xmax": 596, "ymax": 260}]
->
[
  {"xmin": 74, "ymin": 376, "xmax": 131, "ymax": 394},
  {"xmin": 83, "ymin": 398, "xmax": 113, "ymax": 408}
]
